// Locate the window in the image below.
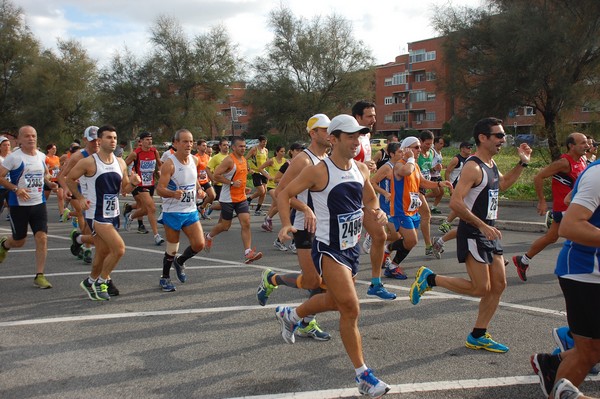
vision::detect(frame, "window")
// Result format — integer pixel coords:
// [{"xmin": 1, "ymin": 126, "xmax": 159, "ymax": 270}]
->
[
  {"xmin": 384, "ymin": 97, "xmax": 394, "ymax": 105},
  {"xmin": 392, "ymin": 72, "xmax": 408, "ymax": 85},
  {"xmin": 410, "ymin": 91, "xmax": 427, "ymax": 102},
  {"xmin": 384, "ymin": 114, "xmax": 393, "ymax": 123},
  {"xmin": 392, "ymin": 111, "xmax": 408, "ymax": 122},
  {"xmin": 426, "ymin": 112, "xmax": 436, "ymax": 121},
  {"xmin": 426, "ymin": 71, "xmax": 436, "ymax": 81},
  {"xmin": 409, "ymin": 49, "xmax": 436, "ymax": 63},
  {"xmin": 384, "ymin": 77, "xmax": 393, "ymax": 86},
  {"xmin": 236, "ymin": 108, "xmax": 247, "ymax": 116},
  {"xmin": 414, "ymin": 72, "xmax": 426, "ymax": 82},
  {"xmin": 427, "ymin": 93, "xmax": 436, "ymax": 101},
  {"xmin": 523, "ymin": 106, "xmax": 536, "ymax": 116}
]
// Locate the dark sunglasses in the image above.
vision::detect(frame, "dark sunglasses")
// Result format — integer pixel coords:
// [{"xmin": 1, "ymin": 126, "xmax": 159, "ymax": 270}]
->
[
  {"xmin": 487, "ymin": 132, "xmax": 506, "ymax": 139},
  {"xmin": 410, "ymin": 145, "xmax": 421, "ymax": 149}
]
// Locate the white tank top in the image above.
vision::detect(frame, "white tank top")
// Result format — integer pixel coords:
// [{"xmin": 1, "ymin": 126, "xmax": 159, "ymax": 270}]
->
[
  {"xmin": 292, "ymin": 149, "xmax": 326, "ymax": 230},
  {"xmin": 161, "ymin": 154, "xmax": 198, "ymax": 213},
  {"xmin": 84, "ymin": 153, "xmax": 123, "ymax": 221},
  {"xmin": 312, "ymin": 158, "xmax": 364, "ymax": 249}
]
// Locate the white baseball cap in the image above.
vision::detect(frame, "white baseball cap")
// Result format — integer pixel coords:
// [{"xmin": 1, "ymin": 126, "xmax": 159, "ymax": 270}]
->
[
  {"xmin": 306, "ymin": 114, "xmax": 331, "ymax": 132},
  {"xmin": 327, "ymin": 114, "xmax": 370, "ymax": 135},
  {"xmin": 83, "ymin": 126, "xmax": 99, "ymax": 141},
  {"xmin": 400, "ymin": 136, "xmax": 420, "ymax": 149}
]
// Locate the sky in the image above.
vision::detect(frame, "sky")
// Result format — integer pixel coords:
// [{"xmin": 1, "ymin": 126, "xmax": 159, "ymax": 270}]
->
[{"xmin": 15, "ymin": 0, "xmax": 483, "ymax": 67}]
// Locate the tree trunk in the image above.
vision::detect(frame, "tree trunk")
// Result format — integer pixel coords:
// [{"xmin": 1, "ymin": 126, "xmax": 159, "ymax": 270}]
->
[{"xmin": 543, "ymin": 111, "xmax": 561, "ymax": 161}]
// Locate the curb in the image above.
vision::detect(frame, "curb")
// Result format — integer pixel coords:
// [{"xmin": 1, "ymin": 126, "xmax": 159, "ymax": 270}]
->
[{"xmin": 431, "ymin": 216, "xmax": 547, "ymax": 233}]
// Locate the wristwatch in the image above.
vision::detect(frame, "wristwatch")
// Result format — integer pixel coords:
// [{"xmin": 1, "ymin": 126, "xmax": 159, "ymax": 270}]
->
[
  {"xmin": 12, "ymin": 186, "xmax": 17, "ymax": 192},
  {"xmin": 518, "ymin": 160, "xmax": 529, "ymax": 167}
]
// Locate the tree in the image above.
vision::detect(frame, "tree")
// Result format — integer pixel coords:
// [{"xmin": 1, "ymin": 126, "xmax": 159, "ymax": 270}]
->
[
  {"xmin": 246, "ymin": 7, "xmax": 374, "ymax": 140},
  {"xmin": 433, "ymin": 0, "xmax": 600, "ymax": 159},
  {"xmin": 0, "ymin": 0, "xmax": 39, "ymax": 132},
  {"xmin": 148, "ymin": 15, "xmax": 242, "ymax": 139},
  {"xmin": 22, "ymin": 39, "xmax": 97, "ymax": 145}
]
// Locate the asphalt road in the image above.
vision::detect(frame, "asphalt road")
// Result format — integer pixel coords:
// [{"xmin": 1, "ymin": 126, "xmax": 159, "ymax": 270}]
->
[{"xmin": 1, "ymin": 198, "xmax": 599, "ymax": 399}]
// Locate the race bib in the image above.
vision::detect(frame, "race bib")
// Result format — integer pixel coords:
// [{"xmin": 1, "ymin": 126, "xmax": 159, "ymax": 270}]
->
[
  {"xmin": 181, "ymin": 189, "xmax": 196, "ymax": 203},
  {"xmin": 141, "ymin": 172, "xmax": 153, "ymax": 186},
  {"xmin": 24, "ymin": 173, "xmax": 43, "ymax": 191},
  {"xmin": 103, "ymin": 194, "xmax": 119, "ymax": 218},
  {"xmin": 487, "ymin": 189, "xmax": 499, "ymax": 220},
  {"xmin": 198, "ymin": 170, "xmax": 208, "ymax": 181},
  {"xmin": 408, "ymin": 192, "xmax": 422, "ymax": 212},
  {"xmin": 337, "ymin": 209, "xmax": 363, "ymax": 250},
  {"xmin": 51, "ymin": 168, "xmax": 59, "ymax": 178}
]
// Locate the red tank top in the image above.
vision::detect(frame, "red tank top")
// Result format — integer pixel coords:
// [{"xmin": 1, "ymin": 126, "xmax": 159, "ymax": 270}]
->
[{"xmin": 551, "ymin": 154, "xmax": 586, "ymax": 212}]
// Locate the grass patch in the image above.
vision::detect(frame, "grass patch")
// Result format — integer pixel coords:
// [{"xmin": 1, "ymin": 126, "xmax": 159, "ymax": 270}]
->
[{"xmin": 441, "ymin": 145, "xmax": 552, "ymax": 201}]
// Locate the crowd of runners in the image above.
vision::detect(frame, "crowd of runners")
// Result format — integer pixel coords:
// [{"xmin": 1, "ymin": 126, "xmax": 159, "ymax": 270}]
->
[{"xmin": 0, "ymin": 101, "xmax": 599, "ymax": 398}]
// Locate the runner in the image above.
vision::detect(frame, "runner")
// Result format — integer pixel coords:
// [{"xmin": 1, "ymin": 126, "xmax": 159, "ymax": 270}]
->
[
  {"xmin": 274, "ymin": 114, "xmax": 390, "ymax": 398},
  {"xmin": 256, "ymin": 114, "xmax": 333, "ymax": 340},
  {"xmin": 56, "ymin": 126, "xmax": 99, "ymax": 264},
  {"xmin": 410, "ymin": 117, "xmax": 532, "ymax": 353},
  {"xmin": 156, "ymin": 129, "xmax": 205, "ymax": 292},
  {"xmin": 205, "ymin": 137, "xmax": 230, "ymax": 216},
  {"xmin": 44, "ymin": 143, "xmax": 67, "ymax": 222},
  {"xmin": 258, "ymin": 145, "xmax": 287, "ymax": 234},
  {"xmin": 246, "ymin": 135, "xmax": 269, "ymax": 216},
  {"xmin": 194, "ymin": 139, "xmax": 216, "ymax": 220},
  {"xmin": 67, "ymin": 124, "xmax": 140, "ymax": 300},
  {"xmin": 512, "ymin": 132, "xmax": 588, "ymax": 281},
  {"xmin": 204, "ymin": 136, "xmax": 262, "ymax": 264},
  {"xmin": 0, "ymin": 136, "xmax": 12, "ymax": 219},
  {"xmin": 427, "ymin": 136, "xmax": 445, "ymax": 214},
  {"xmin": 124, "ymin": 131, "xmax": 165, "ymax": 245},
  {"xmin": 383, "ymin": 136, "xmax": 452, "ymax": 279},
  {"xmin": 0, "ymin": 125, "xmax": 55, "ymax": 288}
]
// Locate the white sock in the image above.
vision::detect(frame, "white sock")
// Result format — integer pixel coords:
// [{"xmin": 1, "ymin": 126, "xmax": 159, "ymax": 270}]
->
[
  {"xmin": 355, "ymin": 364, "xmax": 368, "ymax": 376},
  {"xmin": 76, "ymin": 236, "xmax": 83, "ymax": 244},
  {"xmin": 289, "ymin": 308, "xmax": 301, "ymax": 324},
  {"xmin": 522, "ymin": 254, "xmax": 531, "ymax": 265}
]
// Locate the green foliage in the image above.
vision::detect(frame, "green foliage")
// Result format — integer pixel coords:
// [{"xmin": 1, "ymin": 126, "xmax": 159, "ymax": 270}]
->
[
  {"xmin": 246, "ymin": 6, "xmax": 375, "ymax": 137},
  {"xmin": 434, "ymin": 0, "xmax": 600, "ymax": 161}
]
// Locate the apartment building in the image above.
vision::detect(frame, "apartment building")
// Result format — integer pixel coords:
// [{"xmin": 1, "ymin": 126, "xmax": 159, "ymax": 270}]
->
[{"xmin": 376, "ymin": 36, "xmax": 599, "ymax": 138}]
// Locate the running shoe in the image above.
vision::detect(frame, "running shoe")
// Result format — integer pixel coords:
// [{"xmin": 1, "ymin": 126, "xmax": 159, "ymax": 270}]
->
[
  {"xmin": 124, "ymin": 208, "xmax": 132, "ymax": 231},
  {"xmin": 106, "ymin": 279, "xmax": 120, "ymax": 296},
  {"xmin": 199, "ymin": 208, "xmax": 211, "ymax": 220},
  {"xmin": 83, "ymin": 248, "xmax": 93, "ymax": 264},
  {"xmin": 362, "ymin": 233, "xmax": 372, "ymax": 254},
  {"xmin": 80, "ymin": 279, "xmax": 98, "ymax": 300},
  {"xmin": 431, "ymin": 206, "xmax": 442, "ymax": 214},
  {"xmin": 275, "ymin": 306, "xmax": 299, "ymax": 344},
  {"xmin": 71, "ymin": 217, "xmax": 78, "ymax": 229},
  {"xmin": 61, "ymin": 208, "xmax": 71, "ymax": 223},
  {"xmin": 409, "ymin": 266, "xmax": 433, "ymax": 305},
  {"xmin": 154, "ymin": 234, "xmax": 165, "ymax": 245},
  {"xmin": 173, "ymin": 256, "xmax": 187, "ymax": 283},
  {"xmin": 159, "ymin": 277, "xmax": 176, "ymax": 292},
  {"xmin": 465, "ymin": 332, "xmax": 509, "ymax": 353},
  {"xmin": 288, "ymin": 241, "xmax": 297, "ymax": 253},
  {"xmin": 254, "ymin": 209, "xmax": 264, "ymax": 216},
  {"xmin": 0, "ymin": 236, "xmax": 8, "ymax": 263},
  {"xmin": 355, "ymin": 368, "xmax": 390, "ymax": 398},
  {"xmin": 204, "ymin": 233, "xmax": 213, "ymax": 252},
  {"xmin": 439, "ymin": 221, "xmax": 452, "ymax": 234},
  {"xmin": 551, "ymin": 378, "xmax": 583, "ymax": 399},
  {"xmin": 381, "ymin": 254, "xmax": 392, "ymax": 269},
  {"xmin": 257, "ymin": 268, "xmax": 277, "ymax": 306},
  {"xmin": 70, "ymin": 229, "xmax": 82, "ymax": 257},
  {"xmin": 77, "ymin": 246, "xmax": 84, "ymax": 259},
  {"xmin": 545, "ymin": 210, "xmax": 554, "ymax": 229},
  {"xmin": 432, "ymin": 236, "xmax": 444, "ymax": 259},
  {"xmin": 512, "ymin": 255, "xmax": 529, "ymax": 282},
  {"xmin": 273, "ymin": 238, "xmax": 288, "ymax": 251},
  {"xmin": 553, "ymin": 326, "xmax": 574, "ymax": 352},
  {"xmin": 367, "ymin": 283, "xmax": 397, "ymax": 300},
  {"xmin": 205, "ymin": 207, "xmax": 214, "ymax": 217},
  {"xmin": 33, "ymin": 274, "xmax": 53, "ymax": 289},
  {"xmin": 296, "ymin": 319, "xmax": 331, "ymax": 341},
  {"xmin": 137, "ymin": 225, "xmax": 149, "ymax": 234},
  {"xmin": 93, "ymin": 281, "xmax": 110, "ymax": 300},
  {"xmin": 261, "ymin": 217, "xmax": 273, "ymax": 232},
  {"xmin": 425, "ymin": 245, "xmax": 433, "ymax": 257},
  {"xmin": 531, "ymin": 353, "xmax": 559, "ymax": 397},
  {"xmin": 384, "ymin": 265, "xmax": 407, "ymax": 280},
  {"xmin": 244, "ymin": 249, "xmax": 263, "ymax": 264}
]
